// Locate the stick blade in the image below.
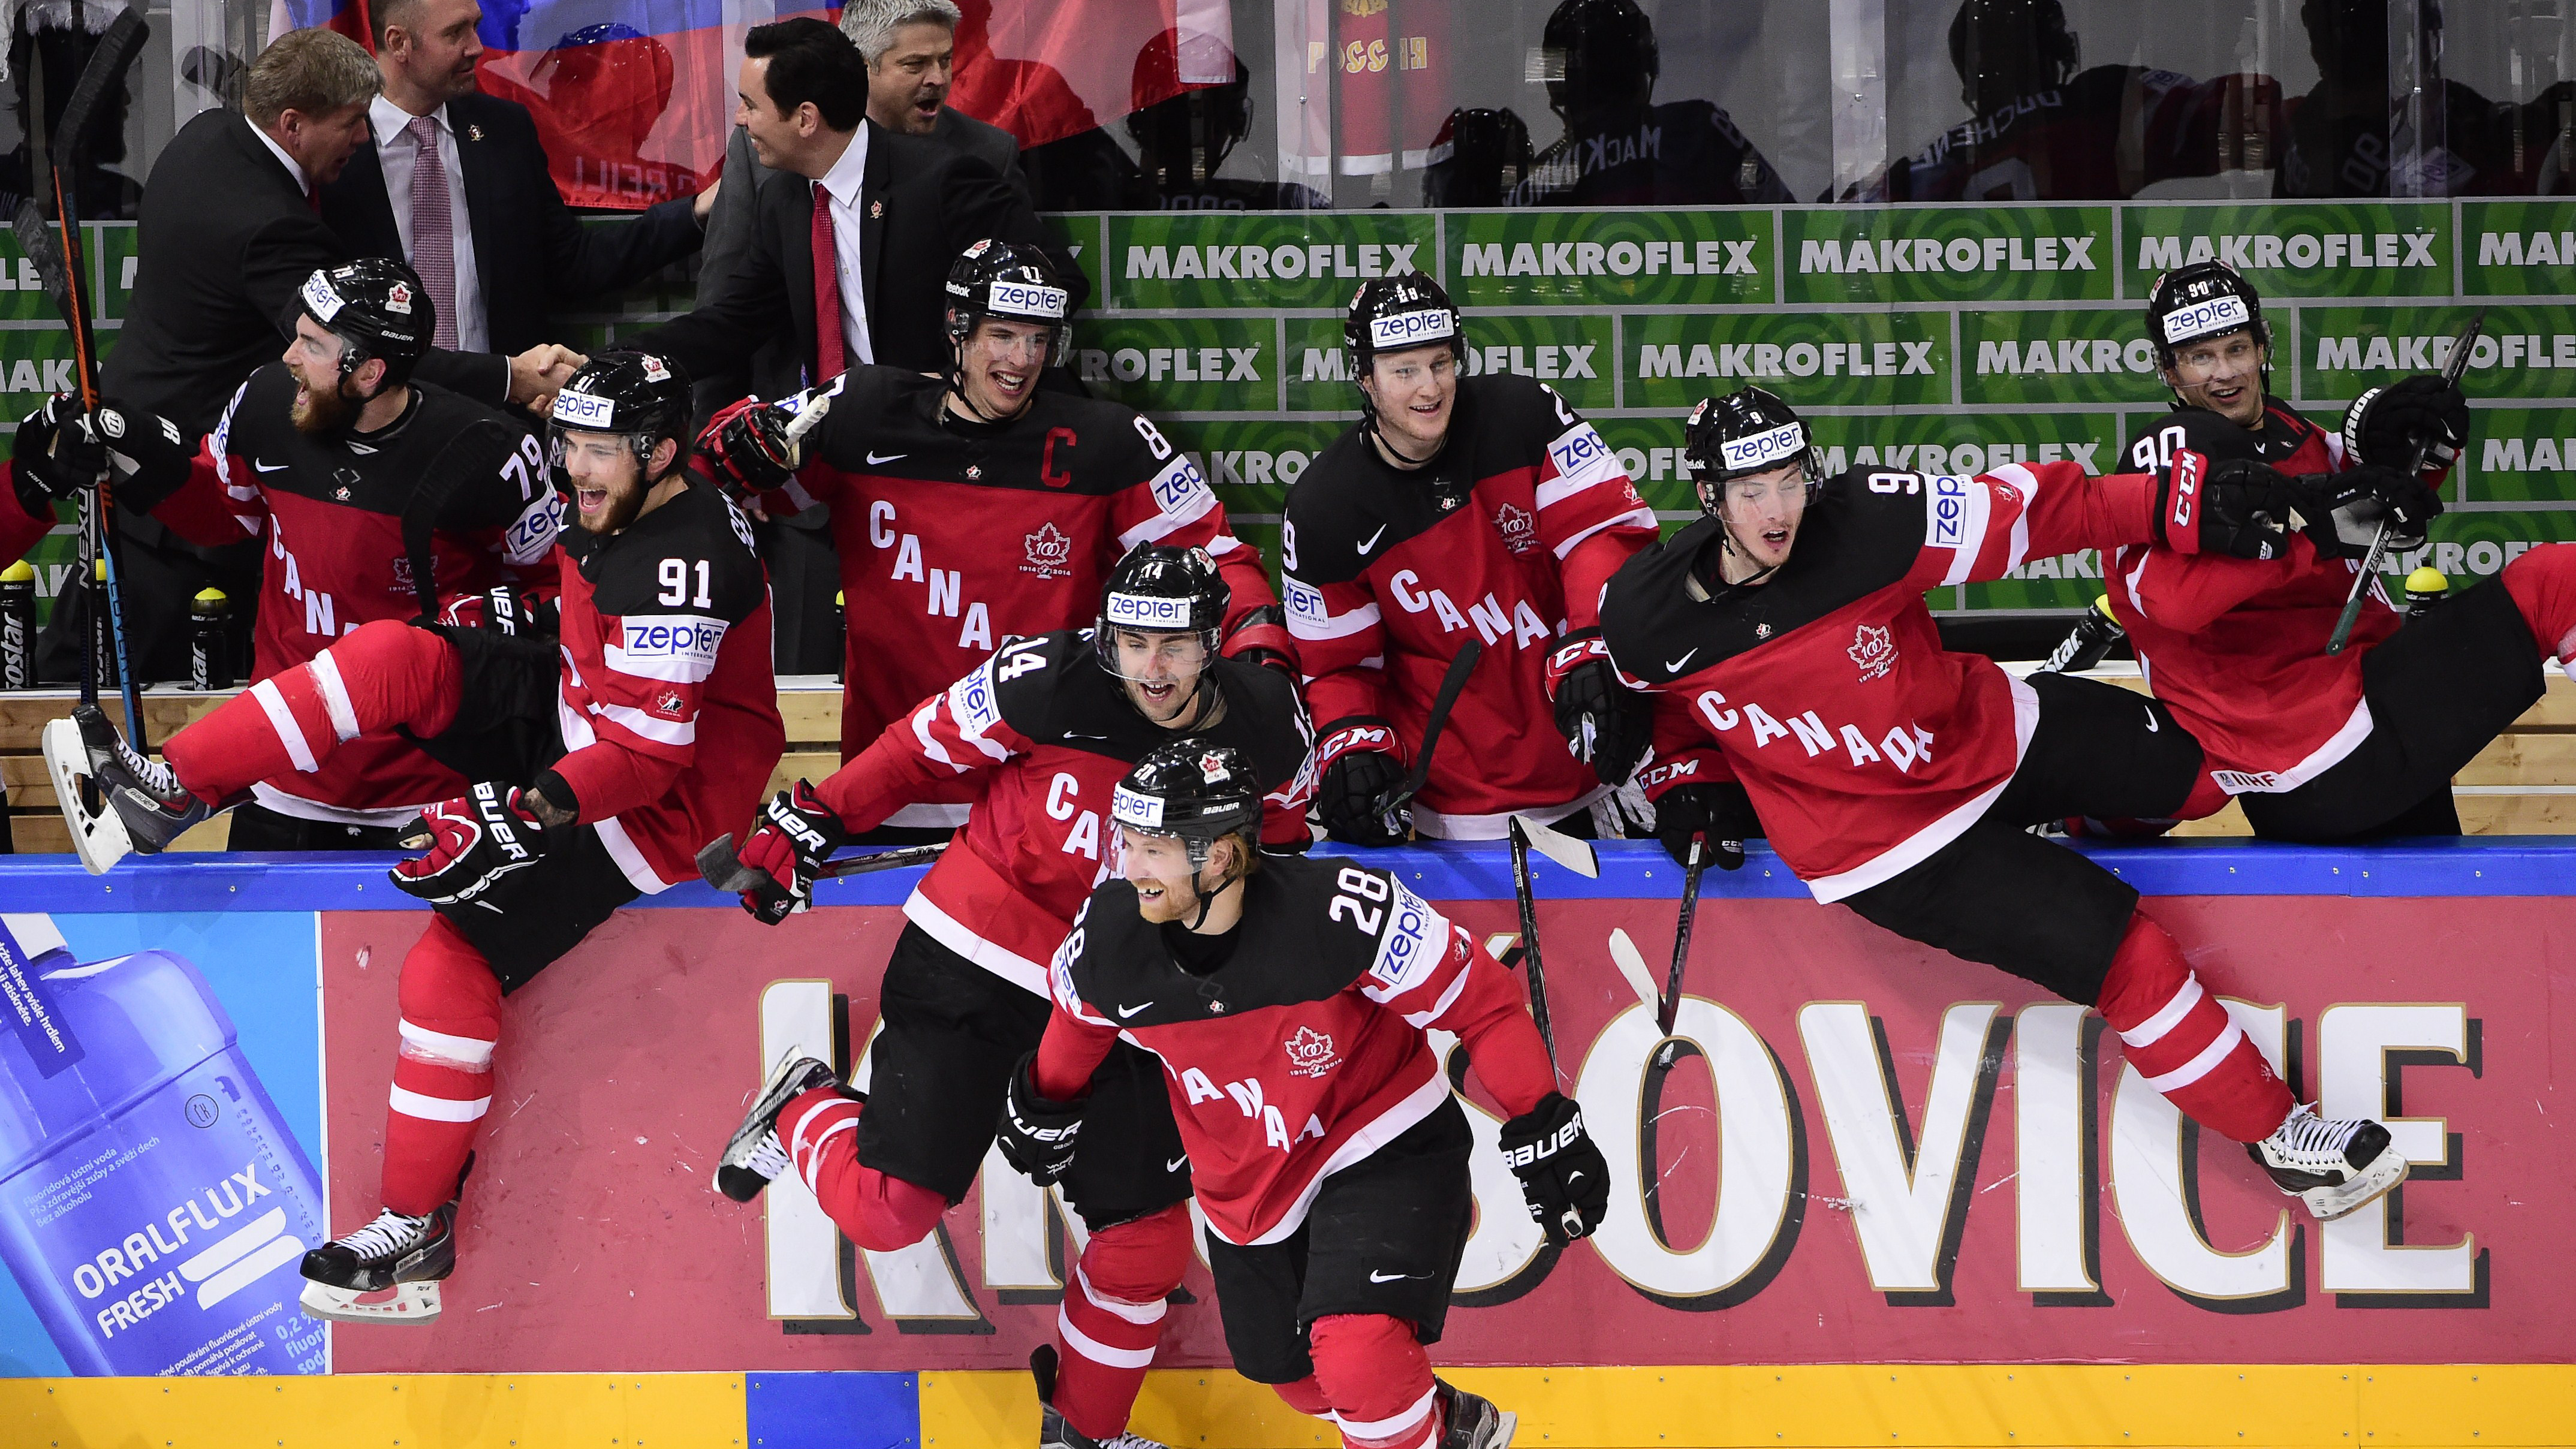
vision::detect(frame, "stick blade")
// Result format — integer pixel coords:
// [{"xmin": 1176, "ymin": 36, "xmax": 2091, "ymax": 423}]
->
[
  {"xmin": 11, "ymin": 200, "xmax": 71, "ymax": 318},
  {"xmin": 1606, "ymin": 928, "xmax": 1659, "ymax": 1013},
  {"xmin": 1512, "ymin": 812, "xmax": 1599, "ymax": 878},
  {"xmin": 51, "ymin": 10, "xmax": 147, "ymax": 172},
  {"xmin": 697, "ymin": 833, "xmax": 765, "ymax": 892}
]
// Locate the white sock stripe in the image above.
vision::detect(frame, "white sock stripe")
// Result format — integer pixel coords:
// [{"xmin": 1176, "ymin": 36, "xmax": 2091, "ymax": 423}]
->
[
  {"xmin": 1056, "ymin": 1309, "xmax": 1159, "ymax": 1369},
  {"xmin": 1072, "ymin": 1263, "xmax": 1168, "ymax": 1326},
  {"xmin": 787, "ymin": 1098, "xmax": 861, "ymax": 1160},
  {"xmin": 2118, "ymin": 973, "xmax": 2206, "ymax": 1049},
  {"xmin": 387, "ymin": 1083, "xmax": 489, "ymax": 1123},
  {"xmin": 795, "ymin": 1115, "xmax": 860, "ymax": 1182},
  {"xmin": 397, "ymin": 1019, "xmax": 495, "ymax": 1068},
  {"xmin": 1331, "ymin": 1386, "xmax": 1439, "ymax": 1439},
  {"xmin": 2141, "ymin": 1020, "xmax": 2246, "ymax": 1093},
  {"xmin": 308, "ymin": 652, "xmax": 364, "ymax": 742},
  {"xmin": 250, "ymin": 677, "xmax": 320, "ymax": 773}
]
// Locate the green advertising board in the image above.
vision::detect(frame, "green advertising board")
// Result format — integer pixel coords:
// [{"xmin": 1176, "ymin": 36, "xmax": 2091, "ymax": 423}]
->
[
  {"xmin": 1443, "ymin": 209, "xmax": 1771, "ymax": 309},
  {"xmin": 1783, "ymin": 205, "xmax": 2115, "ymax": 306},
  {"xmin": 1105, "ymin": 212, "xmax": 1435, "ymax": 311},
  {"xmin": 2119, "ymin": 201, "xmax": 2451, "ymax": 300}
]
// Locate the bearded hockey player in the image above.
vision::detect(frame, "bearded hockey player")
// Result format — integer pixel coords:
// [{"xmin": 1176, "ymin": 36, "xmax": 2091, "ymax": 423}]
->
[
  {"xmin": 40, "ymin": 260, "xmax": 561, "ymax": 851},
  {"xmin": 698, "ymin": 239, "xmax": 1292, "ymax": 785},
  {"xmin": 1284, "ymin": 271, "xmax": 1658, "ymax": 845},
  {"xmin": 712, "ymin": 546, "xmax": 1309, "ymax": 1449},
  {"xmin": 999, "ymin": 740, "xmax": 1607, "ymax": 1449},
  {"xmin": 1601, "ymin": 387, "xmax": 2410, "ymax": 1223},
  {"xmin": 47, "ymin": 352, "xmax": 784, "ymax": 1321},
  {"xmin": 2104, "ymin": 261, "xmax": 2576, "ymax": 841}
]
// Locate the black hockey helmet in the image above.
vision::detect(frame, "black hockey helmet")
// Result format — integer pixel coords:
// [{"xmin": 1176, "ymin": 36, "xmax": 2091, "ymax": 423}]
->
[
  {"xmin": 2146, "ymin": 261, "xmax": 2271, "ymax": 368},
  {"xmin": 1345, "ymin": 270, "xmax": 1465, "ymax": 378},
  {"xmin": 1682, "ymin": 387, "xmax": 1825, "ymax": 504},
  {"xmin": 293, "ymin": 258, "xmax": 433, "ymax": 393},
  {"xmin": 944, "ymin": 239, "xmax": 1073, "ymax": 369},
  {"xmin": 547, "ymin": 350, "xmax": 694, "ymax": 484},
  {"xmin": 1096, "ymin": 543, "xmax": 1230, "ymax": 724},
  {"xmin": 1542, "ymin": 0, "xmax": 1658, "ymax": 116},
  {"xmin": 1112, "ymin": 737, "xmax": 1262, "ymax": 872}
]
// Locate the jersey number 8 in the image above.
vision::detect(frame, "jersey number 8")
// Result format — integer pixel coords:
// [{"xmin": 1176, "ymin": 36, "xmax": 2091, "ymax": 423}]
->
[{"xmin": 1330, "ymin": 866, "xmax": 1390, "ymax": 933}]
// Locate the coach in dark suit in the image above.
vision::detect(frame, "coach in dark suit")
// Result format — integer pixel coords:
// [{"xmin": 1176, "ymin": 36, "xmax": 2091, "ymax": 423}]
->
[{"xmin": 322, "ymin": 0, "xmax": 708, "ymax": 360}]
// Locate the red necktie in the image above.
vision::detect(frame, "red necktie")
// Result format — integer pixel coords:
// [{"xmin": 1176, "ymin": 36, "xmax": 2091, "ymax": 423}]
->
[
  {"xmin": 306, "ymin": 183, "xmax": 321, "ymax": 213},
  {"xmin": 811, "ymin": 182, "xmax": 846, "ymax": 381}
]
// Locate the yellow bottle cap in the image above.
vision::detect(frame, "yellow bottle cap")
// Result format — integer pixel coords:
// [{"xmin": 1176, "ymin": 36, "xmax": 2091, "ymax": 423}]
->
[
  {"xmin": 834, "ymin": 591, "xmax": 846, "ymax": 607},
  {"xmin": 0, "ymin": 559, "xmax": 31, "ymax": 583},
  {"xmin": 193, "ymin": 587, "xmax": 229, "ymax": 608},
  {"xmin": 2090, "ymin": 594, "xmax": 2116, "ymax": 619},
  {"xmin": 2405, "ymin": 566, "xmax": 2450, "ymax": 595},
  {"xmin": 93, "ymin": 558, "xmax": 107, "ymax": 580}
]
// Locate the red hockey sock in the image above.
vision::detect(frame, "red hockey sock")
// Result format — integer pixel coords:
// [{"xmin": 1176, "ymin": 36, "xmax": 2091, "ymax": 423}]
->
[
  {"xmin": 1273, "ymin": 1375, "xmax": 1336, "ymax": 1418},
  {"xmin": 2096, "ymin": 913, "xmax": 2292, "ymax": 1143},
  {"xmin": 1309, "ymin": 1313, "xmax": 1439, "ymax": 1449},
  {"xmin": 379, "ymin": 916, "xmax": 501, "ymax": 1215},
  {"xmin": 164, "ymin": 620, "xmax": 460, "ymax": 803},
  {"xmin": 1052, "ymin": 1203, "xmax": 1190, "ymax": 1442},
  {"xmin": 2503, "ymin": 543, "xmax": 2576, "ymax": 663},
  {"xmin": 776, "ymin": 1089, "xmax": 948, "ymax": 1251}
]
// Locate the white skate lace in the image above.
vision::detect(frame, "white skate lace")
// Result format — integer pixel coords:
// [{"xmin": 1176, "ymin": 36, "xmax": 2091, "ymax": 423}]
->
[
  {"xmin": 745, "ymin": 1132, "xmax": 790, "ymax": 1182},
  {"xmin": 101, "ymin": 729, "xmax": 188, "ymax": 804},
  {"xmin": 1097, "ymin": 1436, "xmax": 1170, "ymax": 1449},
  {"xmin": 2271, "ymin": 1104, "xmax": 2359, "ymax": 1161},
  {"xmin": 337, "ymin": 1207, "xmax": 432, "ymax": 1263}
]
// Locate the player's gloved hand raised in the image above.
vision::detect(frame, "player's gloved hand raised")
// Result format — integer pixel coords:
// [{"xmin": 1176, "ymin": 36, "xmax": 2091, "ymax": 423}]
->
[
  {"xmin": 733, "ymin": 781, "xmax": 848, "ymax": 925},
  {"xmin": 2291, "ymin": 464, "xmax": 2445, "ymax": 558},
  {"xmin": 1313, "ymin": 716, "xmax": 1409, "ymax": 847},
  {"xmin": 996, "ymin": 1050, "xmax": 1083, "ymax": 1186},
  {"xmin": 438, "ymin": 583, "xmax": 559, "ymax": 637},
  {"xmin": 1499, "ymin": 1092, "xmax": 1610, "ymax": 1246},
  {"xmin": 1544, "ymin": 628, "xmax": 1652, "ymax": 787},
  {"xmin": 2344, "ymin": 374, "xmax": 2469, "ymax": 474},
  {"xmin": 2155, "ymin": 454, "xmax": 2298, "ymax": 560},
  {"xmin": 13, "ymin": 394, "xmax": 101, "ymax": 505},
  {"xmin": 391, "ymin": 781, "xmax": 554, "ymax": 904},
  {"xmin": 693, "ymin": 395, "xmax": 802, "ymax": 493},
  {"xmin": 1651, "ymin": 780, "xmax": 1755, "ymax": 871}
]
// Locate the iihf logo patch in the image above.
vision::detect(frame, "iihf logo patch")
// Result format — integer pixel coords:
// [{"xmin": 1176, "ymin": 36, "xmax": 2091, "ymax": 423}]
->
[
  {"xmin": 1848, "ymin": 622, "xmax": 1896, "ymax": 682},
  {"xmin": 1284, "ymin": 1026, "xmax": 1339, "ymax": 1079}
]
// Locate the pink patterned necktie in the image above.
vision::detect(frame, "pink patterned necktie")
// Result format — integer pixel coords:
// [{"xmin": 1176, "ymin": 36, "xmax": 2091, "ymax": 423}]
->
[{"xmin": 405, "ymin": 115, "xmax": 459, "ymax": 350}]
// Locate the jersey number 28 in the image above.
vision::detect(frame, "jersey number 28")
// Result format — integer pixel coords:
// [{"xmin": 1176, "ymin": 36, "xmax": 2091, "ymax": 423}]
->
[{"xmin": 1329, "ymin": 866, "xmax": 1390, "ymax": 933}]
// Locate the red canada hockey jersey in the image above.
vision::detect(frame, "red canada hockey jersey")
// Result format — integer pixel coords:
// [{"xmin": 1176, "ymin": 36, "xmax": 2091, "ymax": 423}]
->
[
  {"xmin": 2103, "ymin": 404, "xmax": 2398, "ymax": 797},
  {"xmin": 0, "ymin": 480, "xmax": 46, "ymax": 568},
  {"xmin": 1601, "ymin": 462, "xmax": 2167, "ymax": 900},
  {"xmin": 552, "ymin": 484, "xmax": 785, "ymax": 893},
  {"xmin": 760, "ymin": 366, "xmax": 1289, "ymax": 805},
  {"xmin": 1282, "ymin": 373, "xmax": 1657, "ymax": 836},
  {"xmin": 817, "ymin": 628, "xmax": 1312, "ymax": 997},
  {"xmin": 1040, "ymin": 855, "xmax": 1554, "ymax": 1246},
  {"xmin": 147, "ymin": 367, "xmax": 559, "ymax": 824}
]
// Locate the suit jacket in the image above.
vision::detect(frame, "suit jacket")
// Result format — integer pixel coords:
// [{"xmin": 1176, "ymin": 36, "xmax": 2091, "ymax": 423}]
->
[
  {"xmin": 106, "ymin": 109, "xmax": 507, "ymax": 438},
  {"xmin": 639, "ymin": 121, "xmax": 1038, "ymax": 393},
  {"xmin": 322, "ymin": 92, "xmax": 703, "ymax": 359}
]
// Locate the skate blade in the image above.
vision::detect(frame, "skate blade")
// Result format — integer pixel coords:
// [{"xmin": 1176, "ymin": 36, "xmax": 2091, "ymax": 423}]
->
[
  {"xmin": 1488, "ymin": 1408, "xmax": 1519, "ymax": 1448},
  {"xmin": 299, "ymin": 1278, "xmax": 443, "ymax": 1324},
  {"xmin": 41, "ymin": 717, "xmax": 131, "ymax": 876},
  {"xmin": 2302, "ymin": 1147, "xmax": 2411, "ymax": 1222}
]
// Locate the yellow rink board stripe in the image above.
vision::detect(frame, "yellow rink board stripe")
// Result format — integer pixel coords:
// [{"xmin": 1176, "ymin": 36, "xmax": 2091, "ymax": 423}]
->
[{"xmin": 3, "ymin": 1374, "xmax": 748, "ymax": 1449}]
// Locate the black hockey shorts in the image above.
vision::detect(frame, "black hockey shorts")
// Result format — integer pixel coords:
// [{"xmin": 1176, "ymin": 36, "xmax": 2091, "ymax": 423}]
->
[
  {"xmin": 434, "ymin": 823, "xmax": 640, "ymax": 994},
  {"xmin": 1203, "ymin": 1099, "xmax": 1475, "ymax": 1385},
  {"xmin": 1841, "ymin": 671, "xmax": 2204, "ymax": 1008},
  {"xmin": 403, "ymin": 622, "xmax": 567, "ymax": 787},
  {"xmin": 856, "ymin": 923, "xmax": 1190, "ymax": 1230},
  {"xmin": 2240, "ymin": 578, "xmax": 2547, "ymax": 843}
]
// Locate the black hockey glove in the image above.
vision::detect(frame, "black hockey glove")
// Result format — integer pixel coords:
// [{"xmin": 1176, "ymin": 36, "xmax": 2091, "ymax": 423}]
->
[
  {"xmin": 996, "ymin": 1050, "xmax": 1084, "ymax": 1186},
  {"xmin": 1222, "ymin": 605, "xmax": 1300, "ymax": 681},
  {"xmin": 694, "ymin": 395, "xmax": 801, "ymax": 493},
  {"xmin": 2290, "ymin": 464, "xmax": 2445, "ymax": 558},
  {"xmin": 733, "ymin": 781, "xmax": 849, "ymax": 925},
  {"xmin": 390, "ymin": 781, "xmax": 554, "ymax": 904},
  {"xmin": 1543, "ymin": 628, "xmax": 1652, "ymax": 787},
  {"xmin": 1499, "ymin": 1092, "xmax": 1610, "ymax": 1246},
  {"xmin": 1650, "ymin": 779, "xmax": 1755, "ymax": 871},
  {"xmin": 80, "ymin": 400, "xmax": 197, "ymax": 513},
  {"xmin": 2343, "ymin": 373, "xmax": 2469, "ymax": 474},
  {"xmin": 439, "ymin": 583, "xmax": 559, "ymax": 638},
  {"xmin": 2154, "ymin": 454, "xmax": 2298, "ymax": 561},
  {"xmin": 13, "ymin": 393, "xmax": 101, "ymax": 508},
  {"xmin": 1313, "ymin": 716, "xmax": 1409, "ymax": 846}
]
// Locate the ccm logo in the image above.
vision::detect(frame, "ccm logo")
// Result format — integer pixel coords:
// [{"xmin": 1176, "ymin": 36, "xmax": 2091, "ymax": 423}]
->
[{"xmin": 1640, "ymin": 758, "xmax": 1700, "ymax": 790}]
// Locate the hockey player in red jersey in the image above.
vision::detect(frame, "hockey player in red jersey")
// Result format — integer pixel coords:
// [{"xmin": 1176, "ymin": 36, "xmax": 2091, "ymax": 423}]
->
[
  {"xmin": 697, "ymin": 240, "xmax": 1292, "ymax": 791},
  {"xmin": 1, "ymin": 397, "xmax": 92, "ymax": 569},
  {"xmin": 998, "ymin": 741, "xmax": 1606, "ymax": 1449},
  {"xmin": 712, "ymin": 547, "xmax": 1310, "ymax": 1449},
  {"xmin": 38, "ymin": 260, "xmax": 562, "ymax": 851},
  {"xmin": 2102, "ymin": 261, "xmax": 2576, "ymax": 840},
  {"xmin": 47, "ymin": 352, "xmax": 785, "ymax": 1321},
  {"xmin": 1601, "ymin": 386, "xmax": 2411, "ymax": 1223},
  {"xmin": 1284, "ymin": 272, "xmax": 1658, "ymax": 845}
]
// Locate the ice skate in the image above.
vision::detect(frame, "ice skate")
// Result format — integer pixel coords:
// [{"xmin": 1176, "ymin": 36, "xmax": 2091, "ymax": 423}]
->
[
  {"xmin": 2250, "ymin": 1103, "xmax": 2409, "ymax": 1221},
  {"xmin": 298, "ymin": 1201, "xmax": 456, "ymax": 1324},
  {"xmin": 41, "ymin": 703, "xmax": 212, "ymax": 873},
  {"xmin": 1029, "ymin": 1344, "xmax": 1172, "ymax": 1449},
  {"xmin": 717, "ymin": 1052, "xmax": 844, "ymax": 1202},
  {"xmin": 1435, "ymin": 1380, "xmax": 1517, "ymax": 1448}
]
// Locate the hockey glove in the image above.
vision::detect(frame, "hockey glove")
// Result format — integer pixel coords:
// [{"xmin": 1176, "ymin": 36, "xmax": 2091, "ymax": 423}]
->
[
  {"xmin": 734, "ymin": 781, "xmax": 849, "ymax": 925},
  {"xmin": 1499, "ymin": 1092, "xmax": 1610, "ymax": 1246},
  {"xmin": 1313, "ymin": 716, "xmax": 1409, "ymax": 846},
  {"xmin": 390, "ymin": 781, "xmax": 554, "ymax": 904},
  {"xmin": 694, "ymin": 396, "xmax": 802, "ymax": 493},
  {"xmin": 2291, "ymin": 464, "xmax": 2445, "ymax": 558},
  {"xmin": 2343, "ymin": 373, "xmax": 2468, "ymax": 474},
  {"xmin": 438, "ymin": 583, "xmax": 559, "ymax": 638},
  {"xmin": 1544, "ymin": 628, "xmax": 1652, "ymax": 787},
  {"xmin": 13, "ymin": 394, "xmax": 101, "ymax": 506},
  {"xmin": 80, "ymin": 400, "xmax": 197, "ymax": 513},
  {"xmin": 996, "ymin": 1050, "xmax": 1084, "ymax": 1186},
  {"xmin": 2155, "ymin": 453, "xmax": 2298, "ymax": 560},
  {"xmin": 1649, "ymin": 778, "xmax": 1755, "ymax": 871},
  {"xmin": 1222, "ymin": 604, "xmax": 1300, "ymax": 681}
]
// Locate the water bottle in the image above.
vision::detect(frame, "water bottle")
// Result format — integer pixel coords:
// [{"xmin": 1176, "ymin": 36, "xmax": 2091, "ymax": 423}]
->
[
  {"xmin": 189, "ymin": 588, "xmax": 230, "ymax": 691},
  {"xmin": 2041, "ymin": 595, "xmax": 2127, "ymax": 674},
  {"xmin": 2403, "ymin": 565, "xmax": 2451, "ymax": 622},
  {"xmin": 0, "ymin": 559, "xmax": 32, "ymax": 688},
  {"xmin": 0, "ymin": 914, "xmax": 329, "ymax": 1375}
]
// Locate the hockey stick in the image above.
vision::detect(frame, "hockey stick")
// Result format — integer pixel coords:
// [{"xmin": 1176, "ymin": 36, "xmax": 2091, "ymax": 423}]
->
[
  {"xmin": 1653, "ymin": 838, "xmax": 1708, "ymax": 1065},
  {"xmin": 399, "ymin": 421, "xmax": 517, "ymax": 619},
  {"xmin": 1505, "ymin": 815, "xmax": 1563, "ymax": 1083},
  {"xmin": 2326, "ymin": 308, "xmax": 2484, "ymax": 656},
  {"xmin": 695, "ymin": 833, "xmax": 945, "ymax": 893},
  {"xmin": 1495, "ymin": 813, "xmax": 1593, "ymax": 970},
  {"xmin": 1370, "ymin": 637, "xmax": 1481, "ymax": 822}
]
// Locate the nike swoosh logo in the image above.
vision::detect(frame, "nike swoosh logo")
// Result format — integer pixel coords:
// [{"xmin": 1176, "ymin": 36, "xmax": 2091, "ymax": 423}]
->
[
  {"xmin": 1666, "ymin": 649, "xmax": 1698, "ymax": 673},
  {"xmin": 1065, "ymin": 731, "xmax": 1109, "ymax": 740},
  {"xmin": 2143, "ymin": 707, "xmax": 2160, "ymax": 733},
  {"xmin": 1358, "ymin": 523, "xmax": 1388, "ymax": 554},
  {"xmin": 1367, "ymin": 1270, "xmax": 1426, "ymax": 1283},
  {"xmin": 1165, "ymin": 1155, "xmax": 1188, "ymax": 1173},
  {"xmin": 866, "ymin": 450, "xmax": 906, "ymax": 465},
  {"xmin": 1115, "ymin": 1002, "xmax": 1150, "ymax": 1019},
  {"xmin": 253, "ymin": 460, "xmax": 290, "ymax": 472}
]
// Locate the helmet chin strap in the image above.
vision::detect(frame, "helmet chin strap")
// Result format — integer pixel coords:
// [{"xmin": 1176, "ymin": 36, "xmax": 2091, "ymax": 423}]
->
[{"xmin": 1183, "ymin": 850, "xmax": 1245, "ymax": 930}]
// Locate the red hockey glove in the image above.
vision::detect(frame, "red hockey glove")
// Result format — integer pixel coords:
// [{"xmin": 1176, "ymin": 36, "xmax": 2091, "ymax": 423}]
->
[
  {"xmin": 438, "ymin": 583, "xmax": 559, "ymax": 637},
  {"xmin": 1313, "ymin": 715, "xmax": 1408, "ymax": 847},
  {"xmin": 734, "ymin": 781, "xmax": 848, "ymax": 925},
  {"xmin": 996, "ymin": 1050, "xmax": 1084, "ymax": 1186},
  {"xmin": 2153, "ymin": 451, "xmax": 2298, "ymax": 560},
  {"xmin": 694, "ymin": 395, "xmax": 801, "ymax": 493},
  {"xmin": 391, "ymin": 781, "xmax": 553, "ymax": 904},
  {"xmin": 1544, "ymin": 628, "xmax": 1652, "ymax": 787},
  {"xmin": 1499, "ymin": 1092, "xmax": 1610, "ymax": 1246},
  {"xmin": 1221, "ymin": 605, "xmax": 1298, "ymax": 680}
]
